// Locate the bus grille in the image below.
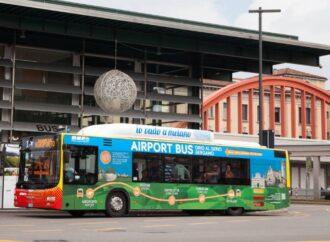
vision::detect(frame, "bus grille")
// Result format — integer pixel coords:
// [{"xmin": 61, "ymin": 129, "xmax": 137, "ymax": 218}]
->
[{"xmin": 103, "ymin": 139, "xmax": 112, "ymax": 147}]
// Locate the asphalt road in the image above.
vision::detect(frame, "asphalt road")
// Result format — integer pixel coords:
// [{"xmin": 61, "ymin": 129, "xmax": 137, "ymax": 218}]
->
[{"xmin": 0, "ymin": 204, "xmax": 330, "ymax": 242}]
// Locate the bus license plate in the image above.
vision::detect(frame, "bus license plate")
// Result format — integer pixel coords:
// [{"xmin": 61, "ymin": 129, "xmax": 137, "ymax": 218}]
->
[{"xmin": 28, "ymin": 203, "xmax": 34, "ymax": 208}]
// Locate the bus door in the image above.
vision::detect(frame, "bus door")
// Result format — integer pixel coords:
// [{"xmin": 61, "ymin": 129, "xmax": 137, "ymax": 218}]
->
[{"xmin": 63, "ymin": 145, "xmax": 98, "ymax": 210}]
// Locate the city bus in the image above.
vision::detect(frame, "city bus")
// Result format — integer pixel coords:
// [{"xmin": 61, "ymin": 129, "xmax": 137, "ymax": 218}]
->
[{"xmin": 15, "ymin": 124, "xmax": 290, "ymax": 216}]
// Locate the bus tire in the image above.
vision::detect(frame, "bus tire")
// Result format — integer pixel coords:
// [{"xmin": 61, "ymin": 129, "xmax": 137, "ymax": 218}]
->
[
  {"xmin": 226, "ymin": 207, "xmax": 244, "ymax": 216},
  {"xmin": 105, "ymin": 192, "xmax": 127, "ymax": 217},
  {"xmin": 68, "ymin": 210, "xmax": 86, "ymax": 217}
]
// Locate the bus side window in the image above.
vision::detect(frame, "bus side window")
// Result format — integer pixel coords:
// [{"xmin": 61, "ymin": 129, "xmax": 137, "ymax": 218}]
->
[
  {"xmin": 63, "ymin": 145, "xmax": 98, "ymax": 185},
  {"xmin": 132, "ymin": 153, "xmax": 162, "ymax": 183}
]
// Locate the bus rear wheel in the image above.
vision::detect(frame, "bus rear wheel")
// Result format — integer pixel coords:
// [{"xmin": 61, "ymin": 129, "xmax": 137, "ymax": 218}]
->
[
  {"xmin": 226, "ymin": 207, "xmax": 244, "ymax": 216},
  {"xmin": 105, "ymin": 192, "xmax": 127, "ymax": 217}
]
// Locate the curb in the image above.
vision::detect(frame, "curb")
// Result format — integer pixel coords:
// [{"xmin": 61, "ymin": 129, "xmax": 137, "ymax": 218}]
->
[{"xmin": 290, "ymin": 199, "xmax": 330, "ymax": 205}]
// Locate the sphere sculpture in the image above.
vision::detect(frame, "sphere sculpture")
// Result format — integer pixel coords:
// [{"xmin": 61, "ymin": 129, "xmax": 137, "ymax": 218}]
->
[{"xmin": 94, "ymin": 70, "xmax": 137, "ymax": 113}]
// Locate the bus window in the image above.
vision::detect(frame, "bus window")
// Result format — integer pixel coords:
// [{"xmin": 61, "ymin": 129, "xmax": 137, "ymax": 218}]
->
[
  {"xmin": 192, "ymin": 158, "xmax": 205, "ymax": 184},
  {"xmin": 163, "ymin": 155, "xmax": 191, "ymax": 183},
  {"xmin": 64, "ymin": 145, "xmax": 98, "ymax": 185},
  {"xmin": 220, "ymin": 159, "xmax": 250, "ymax": 185},
  {"xmin": 132, "ymin": 153, "xmax": 162, "ymax": 183}
]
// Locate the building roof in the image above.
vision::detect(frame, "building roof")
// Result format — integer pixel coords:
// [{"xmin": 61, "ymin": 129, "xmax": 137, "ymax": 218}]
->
[
  {"xmin": 203, "ymin": 79, "xmax": 232, "ymax": 88},
  {"xmin": 273, "ymin": 68, "xmax": 327, "ymax": 81},
  {"xmin": 1, "ymin": 0, "xmax": 330, "ymax": 53},
  {"xmin": 0, "ymin": 0, "xmax": 330, "ymax": 74}
]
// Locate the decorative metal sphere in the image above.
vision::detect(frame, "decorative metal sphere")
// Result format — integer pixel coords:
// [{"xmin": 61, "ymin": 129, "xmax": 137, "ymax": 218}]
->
[{"xmin": 94, "ymin": 70, "xmax": 137, "ymax": 113}]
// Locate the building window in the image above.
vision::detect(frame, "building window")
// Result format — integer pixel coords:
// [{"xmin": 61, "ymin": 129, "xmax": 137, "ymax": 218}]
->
[
  {"xmin": 208, "ymin": 106, "xmax": 214, "ymax": 119},
  {"xmin": 222, "ymin": 103, "xmax": 227, "ymax": 120},
  {"xmin": 275, "ymin": 107, "xmax": 280, "ymax": 123},
  {"xmin": 327, "ymin": 111, "xmax": 329, "ymax": 119},
  {"xmin": 242, "ymin": 104, "xmax": 248, "ymax": 121},
  {"xmin": 299, "ymin": 107, "xmax": 311, "ymax": 124},
  {"xmin": 306, "ymin": 108, "xmax": 311, "ymax": 125}
]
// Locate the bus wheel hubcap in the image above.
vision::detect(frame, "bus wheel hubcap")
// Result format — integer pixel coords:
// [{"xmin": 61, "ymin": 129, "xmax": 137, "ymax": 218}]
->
[{"xmin": 111, "ymin": 197, "xmax": 123, "ymax": 211}]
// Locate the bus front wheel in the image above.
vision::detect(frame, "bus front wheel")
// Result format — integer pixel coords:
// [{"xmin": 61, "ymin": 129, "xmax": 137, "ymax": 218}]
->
[
  {"xmin": 226, "ymin": 207, "xmax": 244, "ymax": 216},
  {"xmin": 105, "ymin": 192, "xmax": 127, "ymax": 217}
]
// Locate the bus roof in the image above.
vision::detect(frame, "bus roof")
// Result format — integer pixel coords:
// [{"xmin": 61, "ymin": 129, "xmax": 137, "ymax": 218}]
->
[
  {"xmin": 77, "ymin": 124, "xmax": 263, "ymax": 149},
  {"xmin": 78, "ymin": 124, "xmax": 213, "ymax": 142}
]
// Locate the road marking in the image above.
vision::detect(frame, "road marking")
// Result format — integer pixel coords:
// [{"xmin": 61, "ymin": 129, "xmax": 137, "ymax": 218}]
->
[
  {"xmin": 96, "ymin": 227, "xmax": 126, "ymax": 232},
  {"xmin": 142, "ymin": 224, "xmax": 176, "ymax": 228},
  {"xmin": 68, "ymin": 221, "xmax": 119, "ymax": 225},
  {"xmin": 0, "ymin": 240, "xmax": 25, "ymax": 242},
  {"xmin": 143, "ymin": 218, "xmax": 181, "ymax": 222},
  {"xmin": 21, "ymin": 229, "xmax": 63, "ymax": 233},
  {"xmin": 188, "ymin": 222, "xmax": 217, "ymax": 226}
]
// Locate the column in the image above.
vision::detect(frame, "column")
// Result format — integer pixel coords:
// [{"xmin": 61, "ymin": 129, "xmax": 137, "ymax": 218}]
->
[
  {"xmin": 269, "ymin": 86, "xmax": 275, "ymax": 130},
  {"xmin": 248, "ymin": 89, "xmax": 254, "ymax": 134},
  {"xmin": 72, "ymin": 54, "xmax": 80, "ymax": 127},
  {"xmin": 280, "ymin": 86, "xmax": 286, "ymax": 137},
  {"xmin": 215, "ymin": 103, "xmax": 220, "ymax": 132},
  {"xmin": 133, "ymin": 60, "xmax": 143, "ymax": 124},
  {"xmin": 291, "ymin": 87, "xmax": 296, "ymax": 138},
  {"xmin": 312, "ymin": 156, "xmax": 321, "ymax": 200},
  {"xmin": 321, "ymin": 100, "xmax": 326, "ymax": 140},
  {"xmin": 226, "ymin": 96, "xmax": 231, "ymax": 133},
  {"xmin": 311, "ymin": 95, "xmax": 316, "ymax": 139},
  {"xmin": 301, "ymin": 91, "xmax": 306, "ymax": 138},
  {"xmin": 1, "ymin": 45, "xmax": 12, "ymax": 143},
  {"xmin": 237, "ymin": 92, "xmax": 242, "ymax": 134},
  {"xmin": 203, "ymin": 111, "xmax": 208, "ymax": 130}
]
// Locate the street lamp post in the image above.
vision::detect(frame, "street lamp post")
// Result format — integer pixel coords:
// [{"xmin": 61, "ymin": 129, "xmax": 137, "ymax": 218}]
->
[{"xmin": 249, "ymin": 7, "xmax": 280, "ymax": 145}]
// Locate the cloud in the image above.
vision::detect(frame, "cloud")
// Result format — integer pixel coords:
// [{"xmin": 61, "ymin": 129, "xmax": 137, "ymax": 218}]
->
[{"xmin": 235, "ymin": 0, "xmax": 330, "ymax": 89}]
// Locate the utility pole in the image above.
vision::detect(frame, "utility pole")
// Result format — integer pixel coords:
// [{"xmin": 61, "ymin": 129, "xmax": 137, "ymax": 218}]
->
[{"xmin": 249, "ymin": 7, "xmax": 280, "ymax": 145}]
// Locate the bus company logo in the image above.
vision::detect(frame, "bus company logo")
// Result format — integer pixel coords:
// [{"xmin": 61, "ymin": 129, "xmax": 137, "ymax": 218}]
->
[
  {"xmin": 71, "ymin": 136, "xmax": 90, "ymax": 143},
  {"xmin": 86, "ymin": 188, "xmax": 94, "ymax": 199},
  {"xmin": 100, "ymin": 151, "xmax": 111, "ymax": 164}
]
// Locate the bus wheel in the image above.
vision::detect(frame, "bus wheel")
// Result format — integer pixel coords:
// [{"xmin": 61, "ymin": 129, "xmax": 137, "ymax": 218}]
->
[
  {"xmin": 68, "ymin": 211, "xmax": 85, "ymax": 217},
  {"xmin": 106, "ymin": 192, "xmax": 127, "ymax": 217},
  {"xmin": 226, "ymin": 207, "xmax": 244, "ymax": 216}
]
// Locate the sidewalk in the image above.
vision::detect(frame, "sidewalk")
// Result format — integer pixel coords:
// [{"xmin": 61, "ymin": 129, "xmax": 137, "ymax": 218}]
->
[{"xmin": 290, "ymin": 197, "xmax": 330, "ymax": 205}]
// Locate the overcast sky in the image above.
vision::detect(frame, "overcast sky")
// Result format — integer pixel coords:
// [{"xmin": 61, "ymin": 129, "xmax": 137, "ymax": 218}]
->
[{"xmin": 65, "ymin": 0, "xmax": 330, "ymax": 89}]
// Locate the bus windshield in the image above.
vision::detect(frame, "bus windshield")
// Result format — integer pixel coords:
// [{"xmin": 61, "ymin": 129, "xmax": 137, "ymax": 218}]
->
[{"xmin": 17, "ymin": 135, "xmax": 60, "ymax": 189}]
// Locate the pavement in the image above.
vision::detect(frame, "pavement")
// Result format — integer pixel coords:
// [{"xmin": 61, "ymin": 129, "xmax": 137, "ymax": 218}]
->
[
  {"xmin": 0, "ymin": 197, "xmax": 329, "ymax": 212},
  {"xmin": 290, "ymin": 197, "xmax": 330, "ymax": 205},
  {"xmin": 1, "ymin": 204, "xmax": 330, "ymax": 242}
]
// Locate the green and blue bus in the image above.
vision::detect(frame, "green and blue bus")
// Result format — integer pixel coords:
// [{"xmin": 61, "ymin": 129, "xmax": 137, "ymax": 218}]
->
[{"xmin": 15, "ymin": 124, "xmax": 290, "ymax": 216}]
